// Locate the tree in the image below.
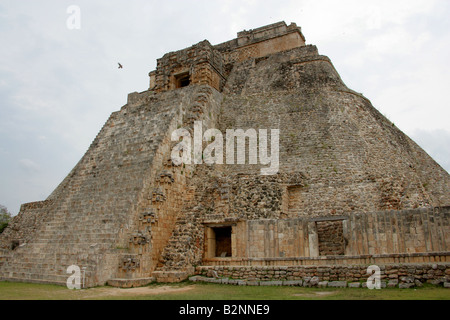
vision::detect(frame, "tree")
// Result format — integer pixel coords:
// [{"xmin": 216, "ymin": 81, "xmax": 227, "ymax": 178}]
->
[{"xmin": 0, "ymin": 204, "xmax": 12, "ymax": 234}]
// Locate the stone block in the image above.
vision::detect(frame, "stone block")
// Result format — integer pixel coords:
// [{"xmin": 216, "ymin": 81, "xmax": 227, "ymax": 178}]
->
[
  {"xmin": 388, "ymin": 279, "xmax": 398, "ymax": 288},
  {"xmin": 348, "ymin": 282, "xmax": 361, "ymax": 288},
  {"xmin": 207, "ymin": 269, "xmax": 219, "ymax": 278},
  {"xmin": 153, "ymin": 271, "xmax": 189, "ymax": 283},
  {"xmin": 189, "ymin": 276, "xmax": 200, "ymax": 282},
  {"xmin": 399, "ymin": 276, "xmax": 415, "ymax": 284},
  {"xmin": 260, "ymin": 281, "xmax": 283, "ymax": 286},
  {"xmin": 107, "ymin": 277, "xmax": 154, "ymax": 288},
  {"xmin": 429, "ymin": 279, "xmax": 445, "ymax": 286},
  {"xmin": 228, "ymin": 279, "xmax": 239, "ymax": 285},
  {"xmin": 283, "ymin": 280, "xmax": 303, "ymax": 286},
  {"xmin": 399, "ymin": 283, "xmax": 415, "ymax": 289},
  {"xmin": 327, "ymin": 281, "xmax": 347, "ymax": 288},
  {"xmin": 310, "ymin": 276, "xmax": 320, "ymax": 287},
  {"xmin": 202, "ymin": 277, "xmax": 221, "ymax": 284}
]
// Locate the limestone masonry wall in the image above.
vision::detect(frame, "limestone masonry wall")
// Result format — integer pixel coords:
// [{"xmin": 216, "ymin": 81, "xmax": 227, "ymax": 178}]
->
[
  {"xmin": 240, "ymin": 207, "xmax": 449, "ymax": 259},
  {"xmin": 154, "ymin": 28, "xmax": 450, "ymax": 278},
  {"xmin": 197, "ymin": 263, "xmax": 450, "ymax": 288},
  {"xmin": 1, "ymin": 21, "xmax": 449, "ymax": 287}
]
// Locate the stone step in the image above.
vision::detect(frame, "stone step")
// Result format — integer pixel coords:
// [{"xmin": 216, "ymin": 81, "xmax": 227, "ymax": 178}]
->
[
  {"xmin": 2, "ymin": 257, "xmax": 100, "ymax": 267},
  {"xmin": 107, "ymin": 277, "xmax": 155, "ymax": 288},
  {"xmin": 32, "ymin": 239, "xmax": 117, "ymax": 244},
  {"xmin": 0, "ymin": 256, "xmax": 101, "ymax": 270},
  {"xmin": 0, "ymin": 272, "xmax": 70, "ymax": 285},
  {"xmin": 0, "ymin": 264, "xmax": 75, "ymax": 274},
  {"xmin": 0, "ymin": 264, "xmax": 97, "ymax": 280},
  {"xmin": 24, "ymin": 235, "xmax": 118, "ymax": 242},
  {"xmin": 0, "ymin": 277, "xmax": 67, "ymax": 287}
]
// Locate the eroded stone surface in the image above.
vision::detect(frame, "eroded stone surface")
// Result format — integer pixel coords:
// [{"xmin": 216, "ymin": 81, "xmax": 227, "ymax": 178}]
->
[{"xmin": 0, "ymin": 21, "xmax": 449, "ymax": 287}]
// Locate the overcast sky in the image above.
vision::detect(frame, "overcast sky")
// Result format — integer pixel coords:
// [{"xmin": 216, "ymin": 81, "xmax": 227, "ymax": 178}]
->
[{"xmin": 0, "ymin": 0, "xmax": 449, "ymax": 215}]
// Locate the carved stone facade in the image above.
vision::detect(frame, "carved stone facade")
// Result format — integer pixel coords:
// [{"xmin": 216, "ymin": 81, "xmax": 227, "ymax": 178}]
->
[
  {"xmin": 0, "ymin": 21, "xmax": 449, "ymax": 288},
  {"xmin": 149, "ymin": 22, "xmax": 305, "ymax": 93}
]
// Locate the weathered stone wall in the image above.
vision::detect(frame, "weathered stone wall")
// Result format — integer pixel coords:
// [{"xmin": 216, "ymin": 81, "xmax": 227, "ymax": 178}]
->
[
  {"xmin": 317, "ymin": 220, "xmax": 345, "ymax": 256},
  {"xmin": 0, "ymin": 84, "xmax": 220, "ymax": 286},
  {"xmin": 197, "ymin": 263, "xmax": 450, "ymax": 288},
  {"xmin": 115, "ymin": 85, "xmax": 223, "ymax": 281},
  {"xmin": 150, "ymin": 21, "xmax": 307, "ymax": 94},
  {"xmin": 218, "ymin": 45, "xmax": 450, "ymax": 213},
  {"xmin": 198, "ymin": 207, "xmax": 449, "ymax": 264},
  {"xmin": 152, "ymin": 40, "xmax": 225, "ymax": 93},
  {"xmin": 150, "ymin": 25, "xmax": 449, "ymax": 281},
  {"xmin": 215, "ymin": 21, "xmax": 305, "ymax": 64},
  {"xmin": 157, "ymin": 177, "xmax": 448, "ymax": 272},
  {"xmin": 246, "ymin": 219, "xmax": 306, "ymax": 258},
  {"xmin": 1, "ymin": 21, "xmax": 449, "ymax": 287},
  {"xmin": 0, "ymin": 200, "xmax": 54, "ymax": 250},
  {"xmin": 347, "ymin": 207, "xmax": 449, "ymax": 255}
]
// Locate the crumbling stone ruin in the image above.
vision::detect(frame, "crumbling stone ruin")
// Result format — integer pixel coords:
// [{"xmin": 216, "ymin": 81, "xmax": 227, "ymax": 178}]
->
[{"xmin": 0, "ymin": 22, "xmax": 449, "ymax": 288}]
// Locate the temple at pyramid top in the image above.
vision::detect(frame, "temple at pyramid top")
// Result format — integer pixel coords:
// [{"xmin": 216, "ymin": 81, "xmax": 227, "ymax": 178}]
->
[{"xmin": 148, "ymin": 21, "xmax": 306, "ymax": 93}]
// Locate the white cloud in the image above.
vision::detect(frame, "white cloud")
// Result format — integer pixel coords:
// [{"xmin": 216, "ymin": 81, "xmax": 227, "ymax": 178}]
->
[
  {"xmin": 289, "ymin": 0, "xmax": 438, "ymax": 40},
  {"xmin": 365, "ymin": 28, "xmax": 431, "ymax": 58},
  {"xmin": 18, "ymin": 158, "xmax": 40, "ymax": 174}
]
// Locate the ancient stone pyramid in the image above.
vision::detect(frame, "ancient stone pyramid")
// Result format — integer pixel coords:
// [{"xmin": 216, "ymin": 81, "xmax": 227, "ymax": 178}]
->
[{"xmin": 1, "ymin": 22, "xmax": 449, "ymax": 288}]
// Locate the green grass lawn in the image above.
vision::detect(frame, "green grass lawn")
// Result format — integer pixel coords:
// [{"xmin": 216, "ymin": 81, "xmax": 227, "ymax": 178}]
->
[{"xmin": 0, "ymin": 281, "xmax": 449, "ymax": 300}]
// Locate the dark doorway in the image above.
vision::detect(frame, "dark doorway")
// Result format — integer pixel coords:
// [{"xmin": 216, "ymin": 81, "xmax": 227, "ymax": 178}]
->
[
  {"xmin": 214, "ymin": 227, "xmax": 232, "ymax": 257},
  {"xmin": 175, "ymin": 72, "xmax": 191, "ymax": 88},
  {"xmin": 10, "ymin": 240, "xmax": 19, "ymax": 251}
]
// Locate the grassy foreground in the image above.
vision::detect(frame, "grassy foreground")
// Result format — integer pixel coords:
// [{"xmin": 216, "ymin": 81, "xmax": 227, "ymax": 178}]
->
[{"xmin": 0, "ymin": 281, "xmax": 449, "ymax": 300}]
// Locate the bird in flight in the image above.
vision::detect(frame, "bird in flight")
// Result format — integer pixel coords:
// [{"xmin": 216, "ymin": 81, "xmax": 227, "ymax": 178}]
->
[{"xmin": 118, "ymin": 63, "xmax": 123, "ymax": 69}]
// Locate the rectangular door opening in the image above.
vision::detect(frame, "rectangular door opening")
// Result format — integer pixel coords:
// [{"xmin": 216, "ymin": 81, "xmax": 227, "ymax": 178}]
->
[
  {"xmin": 206, "ymin": 225, "xmax": 233, "ymax": 258},
  {"xmin": 175, "ymin": 72, "xmax": 191, "ymax": 88},
  {"xmin": 214, "ymin": 226, "xmax": 232, "ymax": 257}
]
